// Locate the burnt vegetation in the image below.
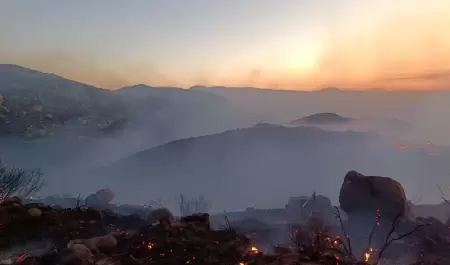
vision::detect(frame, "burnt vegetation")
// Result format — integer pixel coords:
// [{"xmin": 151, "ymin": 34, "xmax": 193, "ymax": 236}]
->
[{"xmin": 0, "ymin": 163, "xmax": 449, "ymax": 265}]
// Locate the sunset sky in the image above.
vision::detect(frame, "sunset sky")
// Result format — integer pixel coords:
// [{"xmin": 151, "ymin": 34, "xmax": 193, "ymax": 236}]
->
[{"xmin": 1, "ymin": 0, "xmax": 449, "ymax": 90}]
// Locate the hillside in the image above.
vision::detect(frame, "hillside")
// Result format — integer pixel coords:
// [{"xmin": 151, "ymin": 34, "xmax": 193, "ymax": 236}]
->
[
  {"xmin": 0, "ymin": 65, "xmax": 246, "ymax": 182},
  {"xmin": 288, "ymin": 112, "xmax": 414, "ymax": 138},
  {"xmin": 96, "ymin": 125, "xmax": 450, "ymax": 210},
  {"xmin": 290, "ymin": 112, "xmax": 353, "ymax": 125},
  {"xmin": 0, "ymin": 65, "xmax": 240, "ymax": 140},
  {"xmin": 0, "ymin": 64, "xmax": 128, "ymax": 138}
]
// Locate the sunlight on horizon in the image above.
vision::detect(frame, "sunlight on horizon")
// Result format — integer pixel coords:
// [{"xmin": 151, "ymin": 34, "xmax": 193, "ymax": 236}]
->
[{"xmin": 0, "ymin": 0, "xmax": 449, "ymax": 90}]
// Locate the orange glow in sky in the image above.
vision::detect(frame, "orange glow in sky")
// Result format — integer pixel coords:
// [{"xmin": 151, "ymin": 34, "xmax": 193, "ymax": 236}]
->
[{"xmin": 1, "ymin": 0, "xmax": 449, "ymax": 90}]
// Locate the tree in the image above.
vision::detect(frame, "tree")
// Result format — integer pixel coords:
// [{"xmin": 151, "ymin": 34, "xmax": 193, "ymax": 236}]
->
[
  {"xmin": 0, "ymin": 159, "xmax": 45, "ymax": 201},
  {"xmin": 177, "ymin": 194, "xmax": 211, "ymax": 216}
]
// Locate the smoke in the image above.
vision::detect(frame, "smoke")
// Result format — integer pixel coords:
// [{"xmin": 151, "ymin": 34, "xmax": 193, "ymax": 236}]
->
[{"xmin": 411, "ymin": 92, "xmax": 450, "ymax": 145}]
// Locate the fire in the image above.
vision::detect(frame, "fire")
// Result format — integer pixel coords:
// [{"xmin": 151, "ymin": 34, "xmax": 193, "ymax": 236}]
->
[
  {"xmin": 147, "ymin": 242, "xmax": 153, "ymax": 249},
  {"xmin": 364, "ymin": 248, "xmax": 373, "ymax": 262},
  {"xmin": 250, "ymin": 246, "xmax": 259, "ymax": 254}
]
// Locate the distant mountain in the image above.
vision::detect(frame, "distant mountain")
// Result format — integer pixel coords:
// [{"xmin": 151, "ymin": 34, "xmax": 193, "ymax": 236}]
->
[
  {"xmin": 190, "ymin": 85, "xmax": 434, "ymax": 128},
  {"xmin": 0, "ymin": 65, "xmax": 239, "ymax": 140},
  {"xmin": 0, "ymin": 64, "xmax": 128, "ymax": 138},
  {"xmin": 0, "ymin": 65, "xmax": 249, "ymax": 181},
  {"xmin": 290, "ymin": 112, "xmax": 353, "ymax": 125},
  {"xmin": 287, "ymin": 112, "xmax": 414, "ymax": 138},
  {"xmin": 96, "ymin": 125, "xmax": 450, "ymax": 209},
  {"xmin": 117, "ymin": 84, "xmax": 227, "ymax": 104}
]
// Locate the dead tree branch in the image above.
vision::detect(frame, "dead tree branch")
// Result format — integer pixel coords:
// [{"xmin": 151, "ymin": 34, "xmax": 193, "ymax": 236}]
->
[
  {"xmin": 0, "ymin": 160, "xmax": 44, "ymax": 201},
  {"xmin": 437, "ymin": 184, "xmax": 450, "ymax": 205},
  {"xmin": 221, "ymin": 212, "xmax": 236, "ymax": 233},
  {"xmin": 365, "ymin": 209, "xmax": 381, "ymax": 258},
  {"xmin": 75, "ymin": 194, "xmax": 88, "ymax": 210},
  {"xmin": 148, "ymin": 196, "xmax": 165, "ymax": 208},
  {"xmin": 376, "ymin": 212, "xmax": 430, "ymax": 262},
  {"xmin": 333, "ymin": 206, "xmax": 355, "ymax": 261}
]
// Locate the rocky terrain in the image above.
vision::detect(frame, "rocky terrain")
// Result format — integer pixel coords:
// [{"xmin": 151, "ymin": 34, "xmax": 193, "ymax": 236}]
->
[
  {"xmin": 0, "ymin": 64, "xmax": 128, "ymax": 138},
  {"xmin": 1, "ymin": 170, "xmax": 450, "ymax": 265}
]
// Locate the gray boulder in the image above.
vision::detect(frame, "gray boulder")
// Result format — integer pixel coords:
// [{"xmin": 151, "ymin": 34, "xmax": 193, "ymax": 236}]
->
[{"xmin": 339, "ymin": 170, "xmax": 411, "ymax": 222}]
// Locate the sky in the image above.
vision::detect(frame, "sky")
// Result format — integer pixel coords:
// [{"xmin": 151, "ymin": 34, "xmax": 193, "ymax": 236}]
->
[{"xmin": 1, "ymin": 0, "xmax": 449, "ymax": 90}]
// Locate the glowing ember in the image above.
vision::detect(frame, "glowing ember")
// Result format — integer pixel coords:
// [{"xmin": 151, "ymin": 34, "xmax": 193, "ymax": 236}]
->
[
  {"xmin": 364, "ymin": 248, "xmax": 373, "ymax": 262},
  {"xmin": 147, "ymin": 242, "xmax": 153, "ymax": 249},
  {"xmin": 18, "ymin": 252, "xmax": 28, "ymax": 262},
  {"xmin": 250, "ymin": 246, "xmax": 259, "ymax": 254}
]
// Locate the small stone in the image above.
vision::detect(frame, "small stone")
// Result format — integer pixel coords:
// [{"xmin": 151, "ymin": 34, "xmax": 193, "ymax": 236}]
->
[{"xmin": 28, "ymin": 208, "xmax": 42, "ymax": 217}]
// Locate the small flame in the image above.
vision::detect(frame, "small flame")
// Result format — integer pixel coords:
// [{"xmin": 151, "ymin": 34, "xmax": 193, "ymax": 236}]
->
[
  {"xmin": 364, "ymin": 248, "xmax": 373, "ymax": 262},
  {"xmin": 250, "ymin": 246, "xmax": 259, "ymax": 254},
  {"xmin": 147, "ymin": 243, "xmax": 153, "ymax": 249}
]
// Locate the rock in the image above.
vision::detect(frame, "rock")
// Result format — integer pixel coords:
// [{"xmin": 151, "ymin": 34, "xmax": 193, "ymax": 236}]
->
[
  {"xmin": 68, "ymin": 233, "xmax": 118, "ymax": 254},
  {"xmin": 182, "ymin": 213, "xmax": 210, "ymax": 230},
  {"xmin": 95, "ymin": 189, "xmax": 115, "ymax": 204},
  {"xmin": 85, "ymin": 194, "xmax": 102, "ymax": 207},
  {"xmin": 2, "ymin": 196, "xmax": 23, "ymax": 205},
  {"xmin": 95, "ymin": 257, "xmax": 121, "ymax": 265},
  {"xmin": 31, "ymin": 104, "xmax": 43, "ymax": 112},
  {"xmin": 66, "ymin": 244, "xmax": 93, "ymax": 264},
  {"xmin": 147, "ymin": 208, "xmax": 174, "ymax": 225},
  {"xmin": 27, "ymin": 208, "xmax": 42, "ymax": 217},
  {"xmin": 61, "ymin": 244, "xmax": 93, "ymax": 265},
  {"xmin": 339, "ymin": 170, "xmax": 411, "ymax": 221}
]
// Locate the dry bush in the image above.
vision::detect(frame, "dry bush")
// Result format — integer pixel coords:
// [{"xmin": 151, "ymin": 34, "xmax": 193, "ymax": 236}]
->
[
  {"xmin": 0, "ymin": 159, "xmax": 44, "ymax": 201},
  {"xmin": 289, "ymin": 216, "xmax": 355, "ymax": 263}
]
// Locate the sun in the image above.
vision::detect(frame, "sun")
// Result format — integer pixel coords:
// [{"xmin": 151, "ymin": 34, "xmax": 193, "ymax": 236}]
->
[{"xmin": 281, "ymin": 42, "xmax": 321, "ymax": 72}]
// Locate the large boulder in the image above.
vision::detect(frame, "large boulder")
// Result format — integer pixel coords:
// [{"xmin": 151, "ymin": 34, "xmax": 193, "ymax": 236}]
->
[
  {"xmin": 339, "ymin": 170, "xmax": 411, "ymax": 222},
  {"xmin": 147, "ymin": 208, "xmax": 174, "ymax": 225},
  {"xmin": 95, "ymin": 189, "xmax": 115, "ymax": 204},
  {"xmin": 181, "ymin": 213, "xmax": 210, "ymax": 230},
  {"xmin": 85, "ymin": 194, "xmax": 103, "ymax": 207},
  {"xmin": 85, "ymin": 189, "xmax": 115, "ymax": 208}
]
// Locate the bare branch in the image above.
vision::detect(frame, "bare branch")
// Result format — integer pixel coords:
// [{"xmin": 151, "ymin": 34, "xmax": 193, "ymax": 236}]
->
[
  {"xmin": 364, "ymin": 209, "xmax": 381, "ymax": 259},
  {"xmin": 437, "ymin": 184, "xmax": 450, "ymax": 205},
  {"xmin": 0, "ymin": 160, "xmax": 44, "ymax": 201},
  {"xmin": 147, "ymin": 196, "xmax": 165, "ymax": 208},
  {"xmin": 333, "ymin": 206, "xmax": 354, "ymax": 260},
  {"xmin": 221, "ymin": 212, "xmax": 236, "ymax": 233},
  {"xmin": 376, "ymin": 212, "xmax": 430, "ymax": 262},
  {"xmin": 75, "ymin": 194, "xmax": 88, "ymax": 210}
]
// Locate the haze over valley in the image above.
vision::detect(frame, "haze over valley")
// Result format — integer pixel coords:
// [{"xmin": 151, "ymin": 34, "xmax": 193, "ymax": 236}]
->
[{"xmin": 0, "ymin": 64, "xmax": 449, "ymax": 212}]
